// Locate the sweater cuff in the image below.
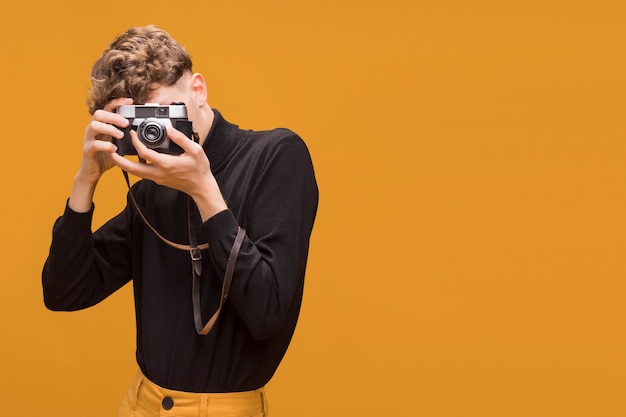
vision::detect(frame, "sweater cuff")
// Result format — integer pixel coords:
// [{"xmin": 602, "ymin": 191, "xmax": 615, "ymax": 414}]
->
[
  {"xmin": 61, "ymin": 198, "xmax": 95, "ymax": 228},
  {"xmin": 200, "ymin": 209, "xmax": 239, "ymax": 246}
]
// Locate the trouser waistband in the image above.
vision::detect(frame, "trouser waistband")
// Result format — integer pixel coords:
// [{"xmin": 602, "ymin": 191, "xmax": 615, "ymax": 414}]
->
[{"xmin": 119, "ymin": 369, "xmax": 268, "ymax": 417}]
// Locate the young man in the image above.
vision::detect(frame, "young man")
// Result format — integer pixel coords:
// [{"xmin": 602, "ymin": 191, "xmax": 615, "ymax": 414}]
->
[{"xmin": 42, "ymin": 26, "xmax": 318, "ymax": 416}]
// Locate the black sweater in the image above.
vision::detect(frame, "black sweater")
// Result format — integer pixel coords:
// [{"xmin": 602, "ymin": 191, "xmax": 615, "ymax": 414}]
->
[{"xmin": 42, "ymin": 110, "xmax": 319, "ymax": 393}]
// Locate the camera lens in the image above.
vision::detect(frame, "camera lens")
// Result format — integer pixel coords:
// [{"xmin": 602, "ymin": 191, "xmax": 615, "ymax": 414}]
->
[
  {"xmin": 145, "ymin": 125, "xmax": 161, "ymax": 140},
  {"xmin": 138, "ymin": 119, "xmax": 167, "ymax": 148}
]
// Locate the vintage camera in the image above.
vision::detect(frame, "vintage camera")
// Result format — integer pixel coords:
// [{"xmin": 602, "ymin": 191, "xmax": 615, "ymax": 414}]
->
[{"xmin": 115, "ymin": 103, "xmax": 193, "ymax": 155}]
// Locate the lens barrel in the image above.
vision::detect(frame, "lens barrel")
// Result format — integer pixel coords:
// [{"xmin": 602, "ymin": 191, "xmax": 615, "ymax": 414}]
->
[{"xmin": 138, "ymin": 118, "xmax": 167, "ymax": 148}]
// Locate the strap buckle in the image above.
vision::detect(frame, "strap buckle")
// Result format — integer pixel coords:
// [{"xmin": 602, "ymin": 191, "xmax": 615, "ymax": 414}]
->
[{"xmin": 190, "ymin": 247, "xmax": 202, "ymax": 261}]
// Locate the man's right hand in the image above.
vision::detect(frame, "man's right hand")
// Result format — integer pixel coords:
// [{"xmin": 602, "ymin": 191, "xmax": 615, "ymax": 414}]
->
[{"xmin": 69, "ymin": 98, "xmax": 133, "ymax": 212}]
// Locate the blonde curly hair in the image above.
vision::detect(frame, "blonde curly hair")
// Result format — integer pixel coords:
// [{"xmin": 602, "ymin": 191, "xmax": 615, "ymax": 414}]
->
[{"xmin": 87, "ymin": 25, "xmax": 193, "ymax": 114}]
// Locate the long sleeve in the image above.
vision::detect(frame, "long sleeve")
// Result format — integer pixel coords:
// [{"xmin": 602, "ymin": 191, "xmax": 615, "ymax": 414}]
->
[
  {"xmin": 200, "ymin": 132, "xmax": 319, "ymax": 340},
  {"xmin": 42, "ymin": 202, "xmax": 132, "ymax": 311}
]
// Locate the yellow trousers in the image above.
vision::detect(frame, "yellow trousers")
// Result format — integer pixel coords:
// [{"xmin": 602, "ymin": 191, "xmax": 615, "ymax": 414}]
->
[{"xmin": 118, "ymin": 369, "xmax": 268, "ymax": 417}]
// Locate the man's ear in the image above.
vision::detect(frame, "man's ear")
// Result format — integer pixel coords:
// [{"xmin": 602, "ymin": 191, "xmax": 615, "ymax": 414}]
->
[{"xmin": 191, "ymin": 73, "xmax": 208, "ymax": 106}]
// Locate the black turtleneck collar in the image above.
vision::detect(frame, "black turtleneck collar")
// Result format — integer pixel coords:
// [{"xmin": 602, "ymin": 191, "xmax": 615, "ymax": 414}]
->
[{"xmin": 201, "ymin": 109, "xmax": 239, "ymax": 172}]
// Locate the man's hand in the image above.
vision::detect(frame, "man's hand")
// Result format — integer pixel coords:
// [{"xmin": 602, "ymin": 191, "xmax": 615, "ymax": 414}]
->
[
  {"xmin": 110, "ymin": 125, "xmax": 228, "ymax": 221},
  {"xmin": 69, "ymin": 98, "xmax": 133, "ymax": 212}
]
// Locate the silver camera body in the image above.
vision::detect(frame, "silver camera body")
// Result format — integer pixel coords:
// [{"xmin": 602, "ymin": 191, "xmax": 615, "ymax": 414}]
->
[{"xmin": 116, "ymin": 103, "xmax": 193, "ymax": 155}]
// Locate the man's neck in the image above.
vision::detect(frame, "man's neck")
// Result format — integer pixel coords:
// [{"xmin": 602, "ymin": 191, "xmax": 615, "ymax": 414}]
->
[{"xmin": 197, "ymin": 105, "xmax": 215, "ymax": 146}]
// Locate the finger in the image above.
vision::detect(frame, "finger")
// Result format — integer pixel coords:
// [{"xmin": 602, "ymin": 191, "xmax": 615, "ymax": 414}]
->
[
  {"xmin": 130, "ymin": 130, "xmax": 162, "ymax": 163},
  {"xmin": 166, "ymin": 125, "xmax": 197, "ymax": 153},
  {"xmin": 92, "ymin": 112, "xmax": 130, "ymax": 135},
  {"xmin": 91, "ymin": 98, "xmax": 133, "ymax": 132},
  {"xmin": 109, "ymin": 151, "xmax": 155, "ymax": 178},
  {"xmin": 90, "ymin": 137, "xmax": 118, "ymax": 154},
  {"xmin": 88, "ymin": 124, "xmax": 124, "ymax": 147}
]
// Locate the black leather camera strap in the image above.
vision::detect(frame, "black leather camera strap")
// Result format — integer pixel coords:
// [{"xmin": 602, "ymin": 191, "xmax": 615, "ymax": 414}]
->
[
  {"xmin": 121, "ymin": 169, "xmax": 245, "ymax": 336},
  {"xmin": 193, "ymin": 225, "xmax": 245, "ymax": 335}
]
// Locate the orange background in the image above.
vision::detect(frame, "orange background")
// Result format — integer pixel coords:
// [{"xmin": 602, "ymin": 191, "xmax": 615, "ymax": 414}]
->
[{"xmin": 1, "ymin": 1, "xmax": 625, "ymax": 416}]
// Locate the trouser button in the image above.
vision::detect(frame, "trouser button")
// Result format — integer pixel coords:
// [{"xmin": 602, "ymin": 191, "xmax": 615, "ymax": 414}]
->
[{"xmin": 162, "ymin": 396, "xmax": 174, "ymax": 410}]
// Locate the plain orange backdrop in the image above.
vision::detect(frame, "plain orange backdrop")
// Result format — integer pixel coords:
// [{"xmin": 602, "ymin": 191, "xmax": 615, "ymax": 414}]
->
[{"xmin": 1, "ymin": 1, "xmax": 625, "ymax": 416}]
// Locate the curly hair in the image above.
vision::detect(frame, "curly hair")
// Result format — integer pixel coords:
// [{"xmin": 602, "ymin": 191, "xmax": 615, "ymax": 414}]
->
[{"xmin": 87, "ymin": 26, "xmax": 193, "ymax": 114}]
